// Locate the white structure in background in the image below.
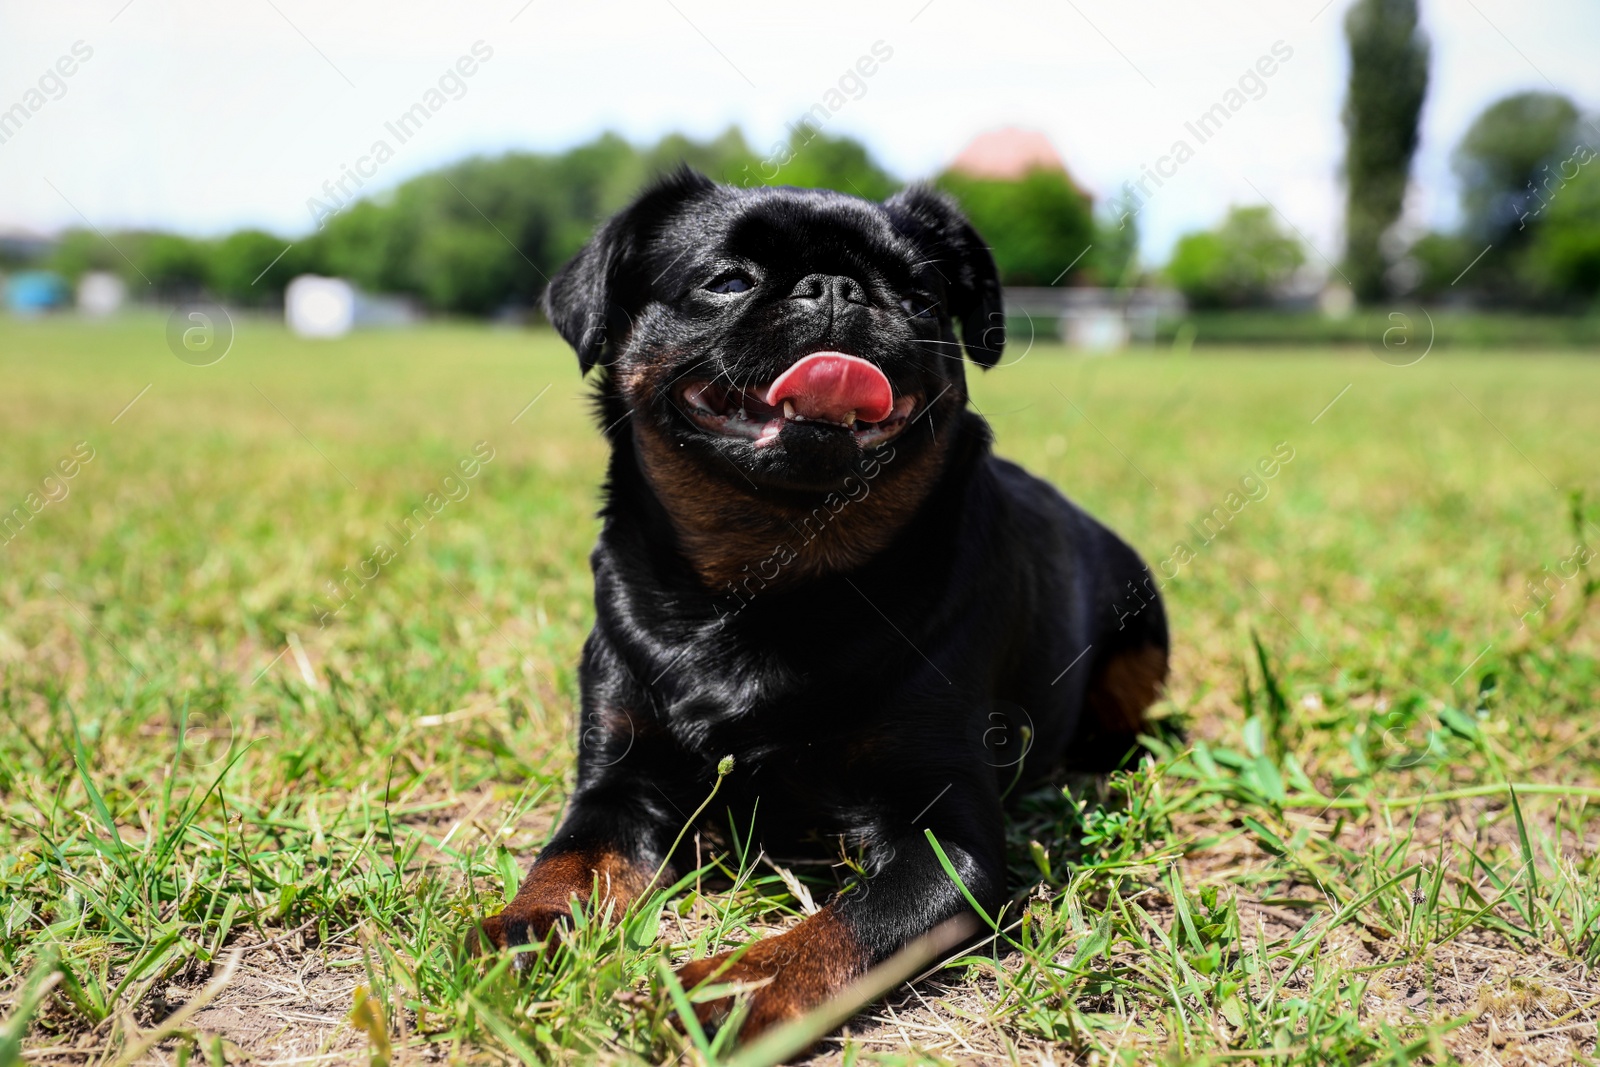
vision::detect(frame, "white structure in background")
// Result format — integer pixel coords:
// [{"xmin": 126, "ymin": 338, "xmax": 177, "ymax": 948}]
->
[
  {"xmin": 286, "ymin": 274, "xmax": 356, "ymax": 338},
  {"xmin": 353, "ymin": 291, "xmax": 418, "ymax": 327},
  {"xmin": 1004, "ymin": 287, "xmax": 1184, "ymax": 353},
  {"xmin": 1318, "ymin": 282, "xmax": 1355, "ymax": 318},
  {"xmin": 946, "ymin": 130, "xmax": 1185, "ymax": 353},
  {"xmin": 1067, "ymin": 306, "xmax": 1131, "ymax": 351},
  {"xmin": 77, "ymin": 271, "xmax": 126, "ymax": 317},
  {"xmin": 285, "ymin": 274, "xmax": 418, "ymax": 337}
]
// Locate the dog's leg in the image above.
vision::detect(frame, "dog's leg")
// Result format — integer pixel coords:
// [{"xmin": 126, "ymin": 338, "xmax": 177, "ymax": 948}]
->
[
  {"xmin": 483, "ymin": 630, "xmax": 687, "ymax": 954},
  {"xmin": 675, "ymin": 773, "xmax": 1003, "ymax": 1041},
  {"xmin": 480, "ymin": 783, "xmax": 671, "ymax": 954}
]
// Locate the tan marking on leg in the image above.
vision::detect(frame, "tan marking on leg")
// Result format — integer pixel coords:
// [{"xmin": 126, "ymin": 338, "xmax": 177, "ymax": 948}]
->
[
  {"xmin": 481, "ymin": 848, "xmax": 650, "ymax": 951},
  {"xmin": 673, "ymin": 905, "xmax": 869, "ymax": 1040},
  {"xmin": 1088, "ymin": 644, "xmax": 1169, "ymax": 737}
]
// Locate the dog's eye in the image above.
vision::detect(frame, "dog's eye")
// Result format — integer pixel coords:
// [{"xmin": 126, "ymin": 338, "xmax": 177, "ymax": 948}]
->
[
  {"xmin": 706, "ymin": 274, "xmax": 753, "ymax": 294},
  {"xmin": 900, "ymin": 295, "xmax": 936, "ymax": 318}
]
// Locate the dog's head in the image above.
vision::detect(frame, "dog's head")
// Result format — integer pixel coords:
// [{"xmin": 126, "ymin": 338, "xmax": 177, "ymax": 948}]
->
[{"xmin": 543, "ymin": 169, "xmax": 1004, "ymax": 496}]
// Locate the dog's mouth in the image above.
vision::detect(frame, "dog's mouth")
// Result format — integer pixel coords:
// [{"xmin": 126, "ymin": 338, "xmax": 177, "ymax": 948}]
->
[{"xmin": 678, "ymin": 351, "xmax": 916, "ymax": 449}]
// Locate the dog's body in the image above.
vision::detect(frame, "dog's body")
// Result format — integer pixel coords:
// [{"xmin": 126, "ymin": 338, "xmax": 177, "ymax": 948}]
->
[{"xmin": 483, "ymin": 171, "xmax": 1167, "ymax": 1038}]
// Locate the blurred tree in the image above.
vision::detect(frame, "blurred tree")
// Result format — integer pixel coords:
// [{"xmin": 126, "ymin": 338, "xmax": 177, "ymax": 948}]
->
[
  {"xmin": 1342, "ymin": 0, "xmax": 1429, "ymax": 304},
  {"xmin": 1524, "ymin": 162, "xmax": 1600, "ymax": 301},
  {"xmin": 1086, "ymin": 193, "xmax": 1142, "ymax": 288},
  {"xmin": 49, "ymin": 229, "xmax": 125, "ymax": 280},
  {"xmin": 133, "ymin": 233, "xmax": 210, "ymax": 299},
  {"xmin": 1436, "ymin": 91, "xmax": 1598, "ymax": 304},
  {"xmin": 1166, "ymin": 206, "xmax": 1305, "ymax": 309},
  {"xmin": 644, "ymin": 127, "xmax": 756, "ymax": 189},
  {"xmin": 52, "ymin": 230, "xmax": 209, "ymax": 300},
  {"xmin": 37, "ymin": 129, "xmax": 931, "ymax": 316},
  {"xmin": 412, "ymin": 223, "xmax": 523, "ymax": 314},
  {"xmin": 207, "ymin": 229, "xmax": 299, "ymax": 305},
  {"xmin": 0, "ymin": 233, "xmax": 53, "ymax": 271},
  {"xmin": 547, "ymin": 132, "xmax": 652, "ymax": 262},
  {"xmin": 765, "ymin": 130, "xmax": 898, "ymax": 201},
  {"xmin": 419, "ymin": 157, "xmax": 563, "ymax": 312},
  {"xmin": 935, "ymin": 168, "xmax": 1094, "ymax": 286},
  {"xmin": 1454, "ymin": 92, "xmax": 1580, "ymax": 243},
  {"xmin": 300, "ymin": 129, "xmax": 890, "ymax": 314},
  {"xmin": 1405, "ymin": 230, "xmax": 1473, "ymax": 298}
]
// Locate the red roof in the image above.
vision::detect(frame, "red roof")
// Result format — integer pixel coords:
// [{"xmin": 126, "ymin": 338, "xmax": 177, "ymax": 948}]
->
[{"xmin": 949, "ymin": 128, "xmax": 1068, "ymax": 180}]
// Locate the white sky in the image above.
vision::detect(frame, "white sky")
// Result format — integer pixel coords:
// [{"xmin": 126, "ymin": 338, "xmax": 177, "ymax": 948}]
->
[{"xmin": 1, "ymin": 0, "xmax": 1596, "ymax": 263}]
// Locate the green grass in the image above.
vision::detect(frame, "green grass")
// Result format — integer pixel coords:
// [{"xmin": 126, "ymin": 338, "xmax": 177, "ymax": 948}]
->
[{"xmin": 1, "ymin": 315, "xmax": 1598, "ymax": 1065}]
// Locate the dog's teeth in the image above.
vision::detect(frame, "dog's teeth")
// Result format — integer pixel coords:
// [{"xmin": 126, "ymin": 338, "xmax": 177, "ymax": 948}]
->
[
  {"xmin": 842, "ymin": 410, "xmax": 856, "ymax": 428},
  {"xmin": 783, "ymin": 400, "xmax": 796, "ymax": 420}
]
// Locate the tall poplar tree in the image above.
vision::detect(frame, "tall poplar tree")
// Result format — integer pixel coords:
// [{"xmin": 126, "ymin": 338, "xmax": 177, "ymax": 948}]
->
[{"xmin": 1342, "ymin": 0, "xmax": 1429, "ymax": 303}]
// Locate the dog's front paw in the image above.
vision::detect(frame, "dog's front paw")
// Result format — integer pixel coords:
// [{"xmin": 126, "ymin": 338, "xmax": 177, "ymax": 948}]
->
[
  {"xmin": 478, "ymin": 903, "xmax": 572, "ymax": 960},
  {"xmin": 674, "ymin": 947, "xmax": 787, "ymax": 1036},
  {"xmin": 672, "ymin": 915, "xmax": 864, "ymax": 1042}
]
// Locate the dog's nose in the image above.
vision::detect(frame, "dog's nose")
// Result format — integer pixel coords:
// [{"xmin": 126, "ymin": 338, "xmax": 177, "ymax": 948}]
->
[{"xmin": 789, "ymin": 273, "xmax": 870, "ymax": 307}]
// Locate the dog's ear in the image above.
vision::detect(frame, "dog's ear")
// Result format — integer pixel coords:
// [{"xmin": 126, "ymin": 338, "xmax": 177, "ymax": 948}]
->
[
  {"xmin": 884, "ymin": 185, "xmax": 1005, "ymax": 368},
  {"xmin": 543, "ymin": 166, "xmax": 714, "ymax": 374}
]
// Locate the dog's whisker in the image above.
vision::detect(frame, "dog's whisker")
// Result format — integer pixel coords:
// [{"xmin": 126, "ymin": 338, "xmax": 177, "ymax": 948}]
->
[{"xmin": 658, "ymin": 356, "xmax": 720, "ymax": 396}]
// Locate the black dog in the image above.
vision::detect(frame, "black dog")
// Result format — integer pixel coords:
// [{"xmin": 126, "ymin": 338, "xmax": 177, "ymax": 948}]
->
[{"xmin": 481, "ymin": 169, "xmax": 1168, "ymax": 1039}]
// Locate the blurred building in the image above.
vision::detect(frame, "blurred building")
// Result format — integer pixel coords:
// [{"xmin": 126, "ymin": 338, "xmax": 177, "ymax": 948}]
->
[
  {"xmin": 1004, "ymin": 286, "xmax": 1183, "ymax": 352},
  {"xmin": 286, "ymin": 275, "xmax": 356, "ymax": 337},
  {"xmin": 5, "ymin": 271, "xmax": 68, "ymax": 315},
  {"xmin": 952, "ymin": 128, "xmax": 1176, "ymax": 351},
  {"xmin": 0, "ymin": 230, "xmax": 55, "ymax": 265},
  {"xmin": 285, "ymin": 274, "xmax": 419, "ymax": 338},
  {"xmin": 77, "ymin": 271, "xmax": 126, "ymax": 317},
  {"xmin": 950, "ymin": 127, "xmax": 1075, "ymax": 183}
]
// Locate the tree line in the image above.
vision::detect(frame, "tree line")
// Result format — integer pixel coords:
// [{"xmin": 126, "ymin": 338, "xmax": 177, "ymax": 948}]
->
[{"xmin": 39, "ymin": 127, "xmax": 1135, "ymax": 316}]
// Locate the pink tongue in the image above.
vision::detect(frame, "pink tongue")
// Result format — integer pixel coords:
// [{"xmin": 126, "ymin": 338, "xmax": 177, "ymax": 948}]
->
[{"xmin": 764, "ymin": 352, "xmax": 893, "ymax": 424}]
